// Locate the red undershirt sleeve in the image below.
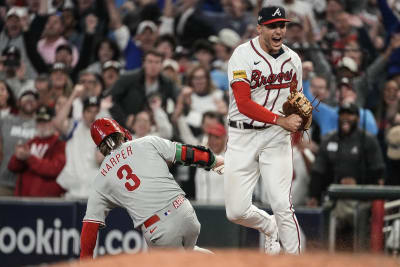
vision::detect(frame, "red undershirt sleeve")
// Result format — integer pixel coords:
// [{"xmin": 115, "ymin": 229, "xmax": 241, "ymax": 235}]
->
[
  {"xmin": 232, "ymin": 81, "xmax": 279, "ymax": 124},
  {"xmin": 80, "ymin": 222, "xmax": 100, "ymax": 259}
]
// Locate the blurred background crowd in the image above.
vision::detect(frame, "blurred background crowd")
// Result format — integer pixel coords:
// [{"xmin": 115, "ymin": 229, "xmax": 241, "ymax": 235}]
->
[{"xmin": 0, "ymin": 0, "xmax": 399, "ymax": 216}]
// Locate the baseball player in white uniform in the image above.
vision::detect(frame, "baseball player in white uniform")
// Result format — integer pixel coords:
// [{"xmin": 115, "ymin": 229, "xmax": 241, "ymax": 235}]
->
[
  {"xmin": 80, "ymin": 118, "xmax": 224, "ymax": 258},
  {"xmin": 225, "ymin": 6, "xmax": 303, "ymax": 254}
]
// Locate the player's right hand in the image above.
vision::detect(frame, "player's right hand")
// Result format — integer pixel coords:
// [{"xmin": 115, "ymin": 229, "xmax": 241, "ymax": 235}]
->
[{"xmin": 277, "ymin": 114, "xmax": 303, "ymax": 132}]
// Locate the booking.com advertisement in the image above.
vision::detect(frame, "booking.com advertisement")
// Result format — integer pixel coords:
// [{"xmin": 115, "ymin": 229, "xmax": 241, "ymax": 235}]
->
[{"xmin": 0, "ymin": 199, "xmax": 147, "ymax": 267}]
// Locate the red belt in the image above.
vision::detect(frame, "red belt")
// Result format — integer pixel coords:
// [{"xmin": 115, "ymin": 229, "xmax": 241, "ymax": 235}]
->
[{"xmin": 143, "ymin": 214, "xmax": 160, "ymax": 228}]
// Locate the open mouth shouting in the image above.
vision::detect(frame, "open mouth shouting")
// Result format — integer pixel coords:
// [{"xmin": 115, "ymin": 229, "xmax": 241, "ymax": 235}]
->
[{"xmin": 272, "ymin": 36, "xmax": 282, "ymax": 45}]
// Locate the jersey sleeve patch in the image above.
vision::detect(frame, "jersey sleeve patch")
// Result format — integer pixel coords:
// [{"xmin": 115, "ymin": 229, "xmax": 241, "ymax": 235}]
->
[{"xmin": 233, "ymin": 70, "xmax": 247, "ymax": 79}]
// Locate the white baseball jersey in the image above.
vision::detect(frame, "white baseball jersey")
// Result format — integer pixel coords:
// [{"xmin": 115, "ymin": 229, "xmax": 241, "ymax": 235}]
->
[
  {"xmin": 227, "ymin": 36, "xmax": 303, "ymax": 126},
  {"xmin": 224, "ymin": 35, "xmax": 303, "ymax": 254},
  {"xmin": 83, "ymin": 136, "xmax": 184, "ymax": 228}
]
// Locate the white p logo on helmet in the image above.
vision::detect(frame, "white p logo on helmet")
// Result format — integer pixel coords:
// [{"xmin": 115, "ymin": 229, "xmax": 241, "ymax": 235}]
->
[{"xmin": 272, "ymin": 8, "xmax": 281, "ymax": 17}]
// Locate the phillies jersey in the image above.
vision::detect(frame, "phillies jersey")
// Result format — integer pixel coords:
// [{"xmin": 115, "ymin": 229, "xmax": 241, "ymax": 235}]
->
[
  {"xmin": 83, "ymin": 136, "xmax": 184, "ymax": 228},
  {"xmin": 227, "ymin": 36, "xmax": 303, "ymax": 127}
]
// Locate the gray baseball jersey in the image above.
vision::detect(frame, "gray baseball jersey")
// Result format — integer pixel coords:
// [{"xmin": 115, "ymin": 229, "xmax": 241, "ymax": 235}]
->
[{"xmin": 83, "ymin": 136, "xmax": 184, "ymax": 228}]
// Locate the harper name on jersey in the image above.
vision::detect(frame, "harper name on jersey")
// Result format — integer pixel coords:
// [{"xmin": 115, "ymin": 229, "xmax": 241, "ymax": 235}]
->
[{"xmin": 100, "ymin": 145, "xmax": 133, "ymax": 176}]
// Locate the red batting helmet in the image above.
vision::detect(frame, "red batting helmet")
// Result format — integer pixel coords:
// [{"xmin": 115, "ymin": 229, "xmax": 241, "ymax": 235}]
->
[{"xmin": 90, "ymin": 118, "xmax": 132, "ymax": 146}]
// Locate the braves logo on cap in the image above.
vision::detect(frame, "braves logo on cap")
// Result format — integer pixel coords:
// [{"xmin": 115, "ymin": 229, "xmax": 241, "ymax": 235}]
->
[
  {"xmin": 258, "ymin": 6, "xmax": 290, "ymax": 25},
  {"xmin": 272, "ymin": 8, "xmax": 281, "ymax": 17}
]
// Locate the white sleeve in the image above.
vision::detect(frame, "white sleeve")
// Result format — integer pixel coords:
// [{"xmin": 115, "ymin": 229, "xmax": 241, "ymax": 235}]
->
[
  {"xmin": 113, "ymin": 25, "xmax": 131, "ymax": 51},
  {"xmin": 227, "ymin": 46, "xmax": 252, "ymax": 86},
  {"xmin": 83, "ymin": 190, "xmax": 114, "ymax": 228},
  {"xmin": 146, "ymin": 136, "xmax": 176, "ymax": 162}
]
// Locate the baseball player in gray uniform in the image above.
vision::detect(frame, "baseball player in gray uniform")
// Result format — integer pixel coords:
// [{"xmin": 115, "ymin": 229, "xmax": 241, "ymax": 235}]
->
[{"xmin": 80, "ymin": 118, "xmax": 224, "ymax": 258}]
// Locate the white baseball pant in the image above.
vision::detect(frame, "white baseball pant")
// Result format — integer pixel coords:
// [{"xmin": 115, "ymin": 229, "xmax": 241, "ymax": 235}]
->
[{"xmin": 224, "ymin": 126, "xmax": 301, "ymax": 254}]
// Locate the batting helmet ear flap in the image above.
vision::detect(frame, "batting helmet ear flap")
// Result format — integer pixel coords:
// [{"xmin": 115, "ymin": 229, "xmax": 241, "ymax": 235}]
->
[{"xmin": 91, "ymin": 118, "xmax": 125, "ymax": 146}]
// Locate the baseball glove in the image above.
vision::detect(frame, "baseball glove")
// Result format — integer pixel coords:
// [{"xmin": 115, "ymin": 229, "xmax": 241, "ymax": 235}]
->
[{"xmin": 282, "ymin": 91, "xmax": 313, "ymax": 131}]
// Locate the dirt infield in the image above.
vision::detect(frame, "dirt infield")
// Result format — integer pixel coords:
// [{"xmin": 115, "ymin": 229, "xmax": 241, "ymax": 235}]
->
[{"xmin": 53, "ymin": 249, "xmax": 399, "ymax": 267}]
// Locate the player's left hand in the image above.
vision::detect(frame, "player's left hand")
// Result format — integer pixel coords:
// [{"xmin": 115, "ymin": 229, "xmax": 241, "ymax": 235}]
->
[{"xmin": 212, "ymin": 155, "xmax": 225, "ymax": 175}]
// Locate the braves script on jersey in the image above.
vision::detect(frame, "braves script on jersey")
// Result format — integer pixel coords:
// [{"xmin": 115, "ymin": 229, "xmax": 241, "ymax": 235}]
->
[
  {"xmin": 227, "ymin": 37, "xmax": 302, "ymax": 126},
  {"xmin": 83, "ymin": 136, "xmax": 184, "ymax": 228}
]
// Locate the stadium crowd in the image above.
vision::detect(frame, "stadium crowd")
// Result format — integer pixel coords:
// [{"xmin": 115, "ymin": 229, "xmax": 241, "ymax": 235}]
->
[{"xmin": 0, "ymin": 0, "xmax": 399, "ymax": 217}]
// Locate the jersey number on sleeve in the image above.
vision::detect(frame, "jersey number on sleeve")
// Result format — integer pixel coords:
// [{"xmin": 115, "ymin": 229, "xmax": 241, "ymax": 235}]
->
[{"xmin": 117, "ymin": 164, "xmax": 141, "ymax": 191}]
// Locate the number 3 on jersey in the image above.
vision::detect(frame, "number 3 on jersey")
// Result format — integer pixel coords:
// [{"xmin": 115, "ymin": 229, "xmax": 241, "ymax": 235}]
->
[{"xmin": 117, "ymin": 164, "xmax": 141, "ymax": 191}]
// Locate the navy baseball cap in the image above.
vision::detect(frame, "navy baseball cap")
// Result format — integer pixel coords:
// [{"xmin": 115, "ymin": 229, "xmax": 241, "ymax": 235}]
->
[{"xmin": 258, "ymin": 6, "xmax": 291, "ymax": 25}]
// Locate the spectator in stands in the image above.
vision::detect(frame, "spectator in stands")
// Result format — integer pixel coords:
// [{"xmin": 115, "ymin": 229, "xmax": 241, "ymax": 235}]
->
[
  {"xmin": 318, "ymin": 33, "xmax": 400, "ymax": 107},
  {"xmin": 37, "ymin": 14, "xmax": 79, "ymax": 67},
  {"xmin": 173, "ymin": 46, "xmax": 193, "ymax": 77},
  {"xmin": 55, "ymin": 85, "xmax": 103, "ymax": 199},
  {"xmin": 75, "ymin": 0, "xmax": 108, "ymax": 37},
  {"xmin": 310, "ymin": 76, "xmax": 330, "ymax": 104},
  {"xmin": 101, "ymin": 60, "xmax": 122, "ymax": 93},
  {"xmin": 72, "ymin": 71, "xmax": 104, "ymax": 120},
  {"xmin": 195, "ymin": 122, "xmax": 226, "ymax": 203},
  {"xmin": 209, "ymin": 28, "xmax": 241, "ymax": 73},
  {"xmin": 172, "ymin": 65, "xmax": 227, "ymax": 137},
  {"xmin": 0, "ymin": 6, "xmax": 37, "ymax": 79},
  {"xmin": 375, "ymin": 80, "xmax": 400, "ymax": 161},
  {"xmin": 308, "ymin": 102, "xmax": 385, "ymax": 204},
  {"xmin": 34, "ymin": 74, "xmax": 52, "ymax": 107},
  {"xmin": 126, "ymin": 93, "xmax": 173, "ymax": 140},
  {"xmin": 110, "ymin": 50, "xmax": 177, "ymax": 127},
  {"xmin": 0, "ymin": 90, "xmax": 38, "ymax": 196},
  {"xmin": 159, "ymin": 0, "xmax": 215, "ymax": 49},
  {"xmin": 304, "ymin": 77, "xmax": 378, "ymax": 136},
  {"xmin": 155, "ymin": 34, "xmax": 177, "ymax": 60},
  {"xmin": 87, "ymin": 38, "xmax": 121, "ymax": 75},
  {"xmin": 308, "ymin": 102, "xmax": 385, "ymax": 250},
  {"xmin": 192, "ymin": 39, "xmax": 228, "ymax": 91},
  {"xmin": 331, "ymin": 11, "xmax": 376, "ymax": 65},
  {"xmin": 107, "ymin": 0, "xmax": 158, "ymax": 70},
  {"xmin": 210, "ymin": 0, "xmax": 255, "ymax": 35},
  {"xmin": 48, "ymin": 62, "xmax": 73, "ymax": 105},
  {"xmin": 25, "ymin": 13, "xmax": 97, "ymax": 83},
  {"xmin": 147, "ymin": 93, "xmax": 173, "ymax": 139},
  {"xmin": 61, "ymin": 6, "xmax": 83, "ymax": 50},
  {"xmin": 8, "ymin": 105, "xmax": 66, "ymax": 197},
  {"xmin": 377, "ymin": 0, "xmax": 400, "ymax": 85},
  {"xmin": 162, "ymin": 58, "xmax": 182, "ymax": 88},
  {"xmin": 0, "ymin": 46, "xmax": 34, "ymax": 98},
  {"xmin": 0, "ymin": 80, "xmax": 17, "ymax": 118},
  {"xmin": 385, "ymin": 125, "xmax": 400, "ymax": 186},
  {"xmin": 55, "ymin": 44, "xmax": 75, "ymax": 69}
]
